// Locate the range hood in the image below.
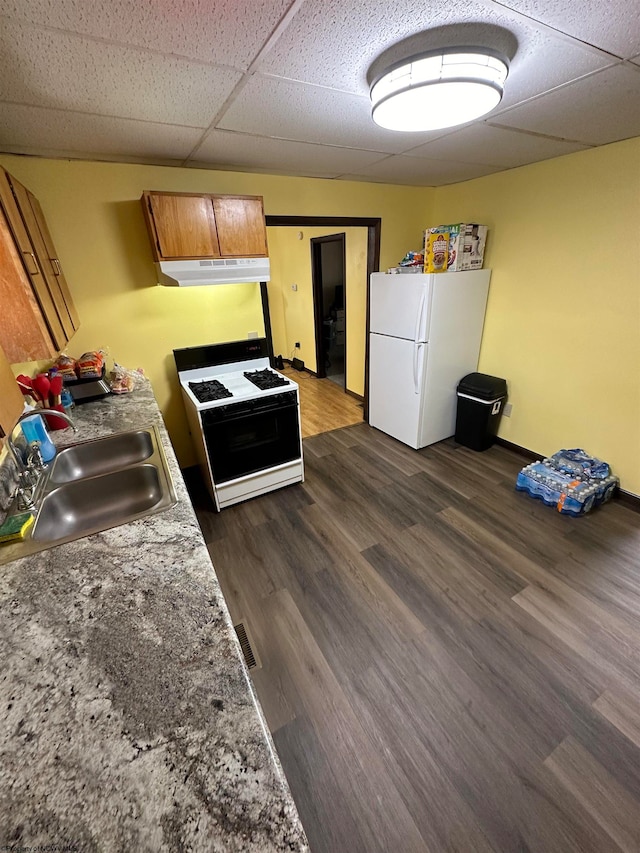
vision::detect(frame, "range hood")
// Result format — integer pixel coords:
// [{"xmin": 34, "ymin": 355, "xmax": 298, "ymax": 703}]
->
[{"xmin": 156, "ymin": 257, "xmax": 270, "ymax": 287}]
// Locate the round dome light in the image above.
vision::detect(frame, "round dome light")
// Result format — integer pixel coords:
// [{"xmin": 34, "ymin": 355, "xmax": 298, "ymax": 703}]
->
[{"xmin": 371, "ymin": 49, "xmax": 509, "ymax": 132}]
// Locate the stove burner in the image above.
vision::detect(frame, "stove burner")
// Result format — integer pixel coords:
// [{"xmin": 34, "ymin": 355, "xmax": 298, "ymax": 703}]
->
[
  {"xmin": 189, "ymin": 379, "xmax": 233, "ymax": 402},
  {"xmin": 244, "ymin": 368, "xmax": 290, "ymax": 390}
]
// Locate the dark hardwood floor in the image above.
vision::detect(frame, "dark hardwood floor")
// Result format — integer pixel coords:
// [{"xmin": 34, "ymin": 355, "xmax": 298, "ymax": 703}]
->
[{"xmin": 186, "ymin": 425, "xmax": 640, "ymax": 853}]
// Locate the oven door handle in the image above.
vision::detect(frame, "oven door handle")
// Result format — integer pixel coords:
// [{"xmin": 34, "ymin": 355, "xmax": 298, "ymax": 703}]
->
[{"xmin": 203, "ymin": 401, "xmax": 298, "ymax": 424}]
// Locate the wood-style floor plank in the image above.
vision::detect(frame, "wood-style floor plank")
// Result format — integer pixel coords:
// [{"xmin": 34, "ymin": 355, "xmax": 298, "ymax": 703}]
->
[
  {"xmin": 593, "ymin": 689, "xmax": 640, "ymax": 749},
  {"xmin": 545, "ymin": 736, "xmax": 640, "ymax": 853},
  {"xmin": 188, "ymin": 416, "xmax": 640, "ymax": 853},
  {"xmin": 259, "ymin": 588, "xmax": 428, "ymax": 853},
  {"xmin": 282, "ymin": 365, "xmax": 363, "ymax": 438}
]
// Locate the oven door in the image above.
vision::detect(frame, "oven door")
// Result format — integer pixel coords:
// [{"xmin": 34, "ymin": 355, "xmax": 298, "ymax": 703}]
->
[{"xmin": 201, "ymin": 391, "xmax": 301, "ymax": 484}]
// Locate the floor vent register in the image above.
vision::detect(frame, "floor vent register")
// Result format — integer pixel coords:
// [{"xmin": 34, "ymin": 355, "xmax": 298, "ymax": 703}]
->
[{"xmin": 234, "ymin": 622, "xmax": 260, "ymax": 670}]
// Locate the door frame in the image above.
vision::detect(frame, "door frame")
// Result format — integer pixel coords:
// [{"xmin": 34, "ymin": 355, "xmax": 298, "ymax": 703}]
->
[
  {"xmin": 310, "ymin": 233, "xmax": 346, "ymax": 382},
  {"xmin": 264, "ymin": 215, "xmax": 381, "ymax": 420}
]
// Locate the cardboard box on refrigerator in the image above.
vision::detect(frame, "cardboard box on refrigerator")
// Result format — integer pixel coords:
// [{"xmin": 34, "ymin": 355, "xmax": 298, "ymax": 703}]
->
[{"xmin": 460, "ymin": 224, "xmax": 488, "ymax": 270}]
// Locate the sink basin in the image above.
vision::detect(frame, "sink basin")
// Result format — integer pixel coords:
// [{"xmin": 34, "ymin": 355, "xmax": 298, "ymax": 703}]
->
[
  {"xmin": 0, "ymin": 424, "xmax": 177, "ymax": 565},
  {"xmin": 33, "ymin": 464, "xmax": 167, "ymax": 542},
  {"xmin": 48, "ymin": 429, "xmax": 154, "ymax": 485}
]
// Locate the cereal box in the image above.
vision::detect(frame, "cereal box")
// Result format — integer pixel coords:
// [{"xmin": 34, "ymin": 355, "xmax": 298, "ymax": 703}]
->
[
  {"xmin": 424, "ymin": 231, "xmax": 449, "ymax": 273},
  {"xmin": 424, "ymin": 224, "xmax": 463, "ymax": 271}
]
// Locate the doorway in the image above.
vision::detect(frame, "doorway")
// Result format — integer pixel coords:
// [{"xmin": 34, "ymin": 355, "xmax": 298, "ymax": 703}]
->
[
  {"xmin": 264, "ymin": 214, "xmax": 381, "ymax": 422},
  {"xmin": 311, "ymin": 233, "xmax": 346, "ymax": 387}
]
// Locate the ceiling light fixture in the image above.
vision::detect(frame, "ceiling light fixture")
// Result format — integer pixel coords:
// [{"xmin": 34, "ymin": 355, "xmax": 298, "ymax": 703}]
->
[{"xmin": 370, "ymin": 48, "xmax": 509, "ymax": 132}]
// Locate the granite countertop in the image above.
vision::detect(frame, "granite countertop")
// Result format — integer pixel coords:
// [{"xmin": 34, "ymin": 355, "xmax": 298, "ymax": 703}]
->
[{"xmin": 0, "ymin": 381, "xmax": 309, "ymax": 852}]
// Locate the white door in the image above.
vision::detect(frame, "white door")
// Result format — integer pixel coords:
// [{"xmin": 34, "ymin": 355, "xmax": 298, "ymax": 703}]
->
[
  {"xmin": 369, "ymin": 273, "xmax": 431, "ymax": 342},
  {"xmin": 369, "ymin": 332, "xmax": 428, "ymax": 449}
]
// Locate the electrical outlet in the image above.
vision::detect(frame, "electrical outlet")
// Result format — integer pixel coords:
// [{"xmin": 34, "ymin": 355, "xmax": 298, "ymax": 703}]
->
[
  {"xmin": 291, "ymin": 283, "xmax": 298, "ymax": 291},
  {"xmin": 503, "ymin": 402, "xmax": 513, "ymax": 417},
  {"xmin": 295, "ymin": 342, "xmax": 301, "ymax": 349}
]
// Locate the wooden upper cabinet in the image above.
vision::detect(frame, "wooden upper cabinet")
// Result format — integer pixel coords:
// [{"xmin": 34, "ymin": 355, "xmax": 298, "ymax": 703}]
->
[
  {"xmin": 26, "ymin": 192, "xmax": 80, "ymax": 330},
  {"xmin": 0, "ymin": 342, "xmax": 24, "ymax": 442},
  {"xmin": 0, "ymin": 167, "xmax": 79, "ymax": 361},
  {"xmin": 143, "ymin": 192, "xmax": 220, "ymax": 260},
  {"xmin": 0, "ymin": 204, "xmax": 56, "ymax": 362},
  {"xmin": 141, "ymin": 191, "xmax": 268, "ymax": 262},
  {"xmin": 212, "ymin": 196, "xmax": 268, "ymax": 257}
]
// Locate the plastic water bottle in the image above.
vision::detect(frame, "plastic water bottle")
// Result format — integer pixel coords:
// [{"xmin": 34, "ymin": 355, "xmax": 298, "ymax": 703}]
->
[{"xmin": 60, "ymin": 388, "xmax": 74, "ymax": 415}]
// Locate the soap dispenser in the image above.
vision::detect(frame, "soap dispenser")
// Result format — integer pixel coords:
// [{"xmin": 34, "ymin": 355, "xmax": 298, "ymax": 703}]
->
[{"xmin": 20, "ymin": 411, "xmax": 56, "ymax": 463}]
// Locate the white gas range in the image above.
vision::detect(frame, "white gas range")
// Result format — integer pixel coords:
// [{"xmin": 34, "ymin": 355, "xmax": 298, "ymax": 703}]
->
[{"xmin": 174, "ymin": 339, "xmax": 304, "ymax": 511}]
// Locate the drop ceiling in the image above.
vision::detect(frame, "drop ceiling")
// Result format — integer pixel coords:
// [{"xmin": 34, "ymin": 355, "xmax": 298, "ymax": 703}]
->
[{"xmin": 0, "ymin": 0, "xmax": 638, "ymax": 186}]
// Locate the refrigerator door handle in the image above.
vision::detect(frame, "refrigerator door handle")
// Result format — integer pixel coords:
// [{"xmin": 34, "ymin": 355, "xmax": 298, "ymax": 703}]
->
[
  {"xmin": 414, "ymin": 285, "xmax": 428, "ymax": 344},
  {"xmin": 413, "ymin": 342, "xmax": 421, "ymax": 394}
]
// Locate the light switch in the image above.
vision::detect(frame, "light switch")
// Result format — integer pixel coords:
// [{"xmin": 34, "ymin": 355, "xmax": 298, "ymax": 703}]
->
[{"xmin": 291, "ymin": 284, "xmax": 298, "ymax": 291}]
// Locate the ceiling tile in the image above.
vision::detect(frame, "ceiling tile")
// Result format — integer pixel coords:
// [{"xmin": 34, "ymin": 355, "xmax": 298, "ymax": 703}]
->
[
  {"xmin": 191, "ymin": 130, "xmax": 386, "ymax": 177},
  {"xmin": 405, "ymin": 123, "xmax": 591, "ymax": 167},
  {"xmin": 218, "ymin": 75, "xmax": 442, "ymax": 152},
  {"xmin": 495, "ymin": 0, "xmax": 640, "ymax": 59},
  {"xmin": 0, "ymin": 20, "xmax": 241, "ymax": 126},
  {"xmin": 259, "ymin": 0, "xmax": 613, "ymax": 107},
  {"xmin": 0, "ymin": 0, "xmax": 293, "ymax": 68},
  {"xmin": 0, "ymin": 103, "xmax": 202, "ymax": 159},
  {"xmin": 339, "ymin": 155, "xmax": 504, "ymax": 187},
  {"xmin": 0, "ymin": 1, "xmax": 636, "ymax": 178},
  {"xmin": 496, "ymin": 63, "xmax": 640, "ymax": 145}
]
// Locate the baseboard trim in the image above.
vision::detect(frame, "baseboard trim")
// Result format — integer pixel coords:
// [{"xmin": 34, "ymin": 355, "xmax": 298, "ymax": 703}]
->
[
  {"xmin": 345, "ymin": 388, "xmax": 364, "ymax": 403},
  {"xmin": 284, "ymin": 358, "xmax": 317, "ymax": 377},
  {"xmin": 495, "ymin": 437, "xmax": 541, "ymax": 462},
  {"xmin": 615, "ymin": 490, "xmax": 640, "ymax": 512},
  {"xmin": 495, "ymin": 437, "xmax": 640, "ymax": 512}
]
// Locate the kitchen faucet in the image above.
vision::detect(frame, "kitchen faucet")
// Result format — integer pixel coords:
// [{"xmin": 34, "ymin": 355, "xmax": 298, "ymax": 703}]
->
[{"xmin": 7, "ymin": 410, "xmax": 77, "ymax": 510}]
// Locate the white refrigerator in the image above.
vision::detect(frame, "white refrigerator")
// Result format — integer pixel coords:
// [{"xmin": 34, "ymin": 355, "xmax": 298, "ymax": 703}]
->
[{"xmin": 368, "ymin": 270, "xmax": 491, "ymax": 449}]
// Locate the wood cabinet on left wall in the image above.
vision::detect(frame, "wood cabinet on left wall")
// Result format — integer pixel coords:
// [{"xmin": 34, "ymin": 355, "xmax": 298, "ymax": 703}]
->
[
  {"xmin": 0, "ymin": 168, "xmax": 79, "ymax": 363},
  {"xmin": 0, "ymin": 343, "xmax": 24, "ymax": 442}
]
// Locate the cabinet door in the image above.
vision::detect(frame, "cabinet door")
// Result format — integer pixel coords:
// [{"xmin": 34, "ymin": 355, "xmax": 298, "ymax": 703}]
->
[
  {"xmin": 8, "ymin": 177, "xmax": 78, "ymax": 341},
  {"xmin": 145, "ymin": 192, "xmax": 220, "ymax": 260},
  {"xmin": 0, "ymin": 170, "xmax": 68, "ymax": 352},
  {"xmin": 0, "ymin": 343, "xmax": 24, "ymax": 442},
  {"xmin": 212, "ymin": 196, "xmax": 268, "ymax": 257},
  {"xmin": 0, "ymin": 203, "xmax": 56, "ymax": 361},
  {"xmin": 26, "ymin": 192, "xmax": 80, "ymax": 330}
]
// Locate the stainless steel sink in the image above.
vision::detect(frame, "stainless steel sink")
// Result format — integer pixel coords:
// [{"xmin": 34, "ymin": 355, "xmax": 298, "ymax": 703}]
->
[
  {"xmin": 0, "ymin": 425, "xmax": 177, "ymax": 565},
  {"xmin": 33, "ymin": 464, "xmax": 168, "ymax": 542},
  {"xmin": 48, "ymin": 429, "xmax": 154, "ymax": 485}
]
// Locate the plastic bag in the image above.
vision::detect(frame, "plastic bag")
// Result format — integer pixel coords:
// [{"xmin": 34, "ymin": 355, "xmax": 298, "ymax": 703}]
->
[{"xmin": 109, "ymin": 363, "xmax": 144, "ymax": 394}]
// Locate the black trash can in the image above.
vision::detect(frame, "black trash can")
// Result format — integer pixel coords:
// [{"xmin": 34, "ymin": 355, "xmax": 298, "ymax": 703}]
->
[{"xmin": 455, "ymin": 372, "xmax": 508, "ymax": 451}]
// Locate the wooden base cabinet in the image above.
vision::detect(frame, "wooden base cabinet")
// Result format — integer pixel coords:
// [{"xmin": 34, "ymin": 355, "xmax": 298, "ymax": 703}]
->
[
  {"xmin": 0, "ymin": 168, "xmax": 79, "ymax": 363},
  {"xmin": 141, "ymin": 191, "xmax": 268, "ymax": 262}
]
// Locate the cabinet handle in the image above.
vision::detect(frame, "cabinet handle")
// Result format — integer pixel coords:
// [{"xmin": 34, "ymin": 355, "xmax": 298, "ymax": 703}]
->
[
  {"xmin": 51, "ymin": 258, "xmax": 61, "ymax": 275},
  {"xmin": 23, "ymin": 251, "xmax": 39, "ymax": 275}
]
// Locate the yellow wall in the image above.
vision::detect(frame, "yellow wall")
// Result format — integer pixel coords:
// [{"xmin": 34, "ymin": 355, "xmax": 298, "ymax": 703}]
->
[
  {"xmin": 267, "ymin": 226, "xmax": 368, "ymax": 395},
  {"xmin": 432, "ymin": 138, "xmax": 640, "ymax": 495},
  {"xmin": 0, "ymin": 155, "xmax": 430, "ymax": 465},
  {"xmin": 6, "ymin": 144, "xmax": 635, "ymax": 493}
]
